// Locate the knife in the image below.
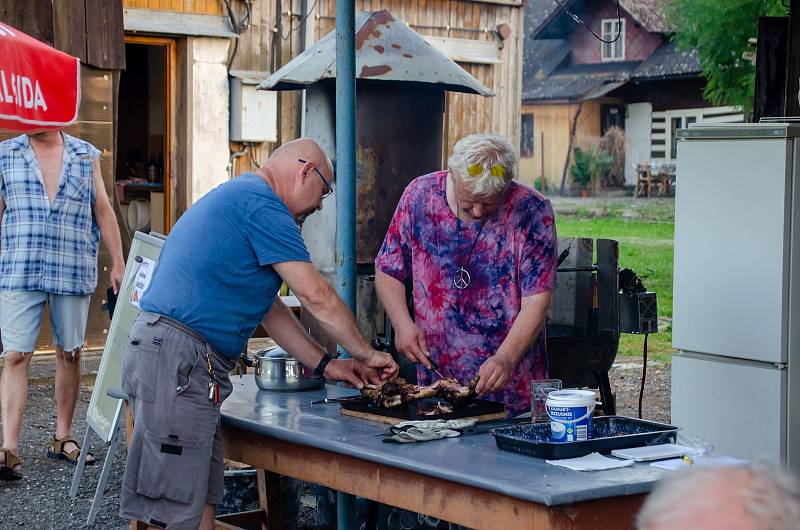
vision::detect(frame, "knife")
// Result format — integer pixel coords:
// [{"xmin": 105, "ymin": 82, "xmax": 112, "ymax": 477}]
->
[
  {"xmin": 425, "ymin": 354, "xmax": 446, "ymax": 380},
  {"xmin": 458, "ymin": 417, "xmax": 532, "ymax": 436},
  {"xmin": 310, "ymin": 395, "xmax": 364, "ymax": 405}
]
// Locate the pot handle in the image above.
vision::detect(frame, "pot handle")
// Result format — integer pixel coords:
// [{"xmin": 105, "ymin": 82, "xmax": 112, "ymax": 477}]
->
[{"xmin": 240, "ymin": 351, "xmax": 257, "ymax": 369}]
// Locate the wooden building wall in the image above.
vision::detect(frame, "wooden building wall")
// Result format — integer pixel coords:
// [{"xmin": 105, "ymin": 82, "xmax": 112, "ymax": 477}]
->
[
  {"xmin": 1, "ymin": 0, "xmax": 125, "ymax": 69},
  {"xmin": 519, "ymin": 100, "xmax": 603, "ymax": 190},
  {"xmin": 122, "ymin": 0, "xmax": 223, "ymax": 15},
  {"xmin": 228, "ymin": 0, "xmax": 306, "ymax": 176},
  {"xmin": 117, "ymin": 0, "xmax": 523, "ymax": 176}
]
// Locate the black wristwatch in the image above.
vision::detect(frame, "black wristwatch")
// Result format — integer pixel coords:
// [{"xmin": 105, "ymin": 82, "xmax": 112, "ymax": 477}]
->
[{"xmin": 313, "ymin": 349, "xmax": 335, "ymax": 379}]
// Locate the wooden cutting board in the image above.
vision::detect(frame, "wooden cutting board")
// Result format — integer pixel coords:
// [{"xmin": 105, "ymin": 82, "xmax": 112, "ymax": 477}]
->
[
  {"xmin": 339, "ymin": 398, "xmax": 507, "ymax": 425},
  {"xmin": 341, "ymin": 407, "xmax": 507, "ymax": 425}
]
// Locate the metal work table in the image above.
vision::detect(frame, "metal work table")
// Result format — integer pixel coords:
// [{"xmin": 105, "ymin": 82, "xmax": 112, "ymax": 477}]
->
[{"xmin": 220, "ymin": 380, "xmax": 666, "ymax": 529}]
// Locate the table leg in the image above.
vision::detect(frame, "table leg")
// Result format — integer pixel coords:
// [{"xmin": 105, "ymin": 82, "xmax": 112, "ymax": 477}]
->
[
  {"xmin": 257, "ymin": 468, "xmax": 282, "ymax": 530},
  {"xmin": 365, "ymin": 499, "xmax": 379, "ymax": 530}
]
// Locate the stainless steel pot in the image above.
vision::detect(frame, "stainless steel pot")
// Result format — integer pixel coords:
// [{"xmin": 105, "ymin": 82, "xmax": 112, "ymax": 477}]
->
[{"xmin": 253, "ymin": 347, "xmax": 324, "ymax": 391}]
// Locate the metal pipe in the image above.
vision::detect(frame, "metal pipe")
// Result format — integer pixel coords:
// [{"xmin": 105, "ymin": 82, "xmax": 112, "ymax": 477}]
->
[
  {"xmin": 335, "ymin": 0, "xmax": 357, "ymax": 344},
  {"xmin": 335, "ymin": 3, "xmax": 359, "ymax": 528},
  {"xmin": 557, "ymin": 266, "xmax": 599, "ymax": 273}
]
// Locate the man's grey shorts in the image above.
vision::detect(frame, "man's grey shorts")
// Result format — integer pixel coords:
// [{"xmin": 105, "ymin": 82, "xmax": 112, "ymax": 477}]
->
[
  {"xmin": 0, "ymin": 290, "xmax": 91, "ymax": 355},
  {"xmin": 120, "ymin": 312, "xmax": 235, "ymax": 530}
]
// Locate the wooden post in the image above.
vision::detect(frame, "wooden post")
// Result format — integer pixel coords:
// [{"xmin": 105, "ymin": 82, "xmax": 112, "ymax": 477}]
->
[
  {"xmin": 540, "ymin": 130, "xmax": 545, "ymax": 194},
  {"xmin": 560, "ymin": 102, "xmax": 583, "ymax": 196},
  {"xmin": 786, "ymin": 0, "xmax": 800, "ymax": 116},
  {"xmin": 257, "ymin": 468, "xmax": 281, "ymax": 530},
  {"xmin": 754, "ymin": 17, "xmax": 789, "ymax": 121}
]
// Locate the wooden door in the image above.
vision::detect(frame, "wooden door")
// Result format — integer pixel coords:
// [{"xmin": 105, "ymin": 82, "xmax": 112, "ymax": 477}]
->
[{"xmin": 119, "ymin": 35, "xmax": 176, "ymax": 234}]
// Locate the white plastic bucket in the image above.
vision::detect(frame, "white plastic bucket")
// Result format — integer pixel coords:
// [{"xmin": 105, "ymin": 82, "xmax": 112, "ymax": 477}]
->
[{"xmin": 546, "ymin": 389, "xmax": 596, "ymax": 442}]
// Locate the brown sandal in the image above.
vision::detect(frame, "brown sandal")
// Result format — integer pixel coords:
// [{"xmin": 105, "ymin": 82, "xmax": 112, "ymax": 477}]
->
[
  {"xmin": 47, "ymin": 434, "xmax": 95, "ymax": 466},
  {"xmin": 0, "ymin": 448, "xmax": 22, "ymax": 481}
]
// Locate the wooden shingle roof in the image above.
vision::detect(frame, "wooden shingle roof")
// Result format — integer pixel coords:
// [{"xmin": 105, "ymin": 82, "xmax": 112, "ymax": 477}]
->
[{"xmin": 523, "ymin": 61, "xmax": 638, "ymax": 101}]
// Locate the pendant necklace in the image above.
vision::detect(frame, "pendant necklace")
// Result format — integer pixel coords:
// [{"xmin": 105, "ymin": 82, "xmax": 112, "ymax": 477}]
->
[{"xmin": 453, "ymin": 196, "xmax": 486, "ymax": 290}]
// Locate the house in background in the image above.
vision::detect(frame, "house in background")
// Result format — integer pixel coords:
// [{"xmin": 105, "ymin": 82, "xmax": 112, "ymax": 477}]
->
[{"xmin": 520, "ymin": 0, "xmax": 744, "ymax": 190}]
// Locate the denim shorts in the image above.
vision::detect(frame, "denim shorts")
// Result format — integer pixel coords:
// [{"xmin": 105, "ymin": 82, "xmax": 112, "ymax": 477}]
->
[{"xmin": 0, "ymin": 290, "xmax": 91, "ymax": 355}]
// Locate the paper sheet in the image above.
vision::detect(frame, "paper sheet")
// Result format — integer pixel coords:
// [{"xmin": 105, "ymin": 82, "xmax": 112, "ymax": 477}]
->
[
  {"xmin": 546, "ymin": 452, "xmax": 636, "ymax": 471},
  {"xmin": 129, "ymin": 257, "xmax": 155, "ymax": 308}
]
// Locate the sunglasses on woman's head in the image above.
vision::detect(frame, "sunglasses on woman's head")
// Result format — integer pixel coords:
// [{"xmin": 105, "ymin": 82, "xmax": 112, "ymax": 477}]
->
[{"xmin": 467, "ymin": 162, "xmax": 505, "ymax": 178}]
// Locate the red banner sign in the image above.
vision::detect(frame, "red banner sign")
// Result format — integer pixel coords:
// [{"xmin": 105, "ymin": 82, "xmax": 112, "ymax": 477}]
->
[{"xmin": 0, "ymin": 21, "xmax": 80, "ymax": 132}]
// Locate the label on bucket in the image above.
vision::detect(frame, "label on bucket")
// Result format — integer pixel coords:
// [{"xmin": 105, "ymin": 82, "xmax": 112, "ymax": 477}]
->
[{"xmin": 547, "ymin": 390, "xmax": 595, "ymax": 442}]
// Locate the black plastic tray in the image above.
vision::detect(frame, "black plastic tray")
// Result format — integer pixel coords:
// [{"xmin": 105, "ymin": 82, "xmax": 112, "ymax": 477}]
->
[
  {"xmin": 492, "ymin": 416, "xmax": 678, "ymax": 460},
  {"xmin": 341, "ymin": 397, "xmax": 505, "ymax": 422}
]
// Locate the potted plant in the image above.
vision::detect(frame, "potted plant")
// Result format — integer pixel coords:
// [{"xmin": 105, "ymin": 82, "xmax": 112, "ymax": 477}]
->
[
  {"xmin": 571, "ymin": 146, "xmax": 613, "ymax": 197},
  {"xmin": 571, "ymin": 146, "xmax": 593, "ymax": 197}
]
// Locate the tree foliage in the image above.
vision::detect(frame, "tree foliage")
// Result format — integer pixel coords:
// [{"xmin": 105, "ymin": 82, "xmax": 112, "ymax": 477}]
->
[{"xmin": 664, "ymin": 0, "xmax": 786, "ymax": 114}]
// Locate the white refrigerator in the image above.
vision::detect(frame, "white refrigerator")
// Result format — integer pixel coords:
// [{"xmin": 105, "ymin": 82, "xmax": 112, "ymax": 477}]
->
[{"xmin": 672, "ymin": 123, "xmax": 800, "ymax": 474}]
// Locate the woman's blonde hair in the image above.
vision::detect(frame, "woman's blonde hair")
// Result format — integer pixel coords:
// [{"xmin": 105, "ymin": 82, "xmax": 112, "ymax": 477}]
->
[{"xmin": 448, "ymin": 133, "xmax": 517, "ymax": 198}]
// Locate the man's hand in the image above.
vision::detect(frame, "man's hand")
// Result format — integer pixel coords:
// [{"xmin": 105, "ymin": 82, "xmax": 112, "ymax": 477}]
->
[
  {"xmin": 110, "ymin": 264, "xmax": 124, "ymax": 294},
  {"xmin": 475, "ymin": 352, "xmax": 517, "ymax": 395},
  {"xmin": 322, "ymin": 351, "xmax": 398, "ymax": 387},
  {"xmin": 323, "ymin": 357, "xmax": 385, "ymax": 388},
  {"xmin": 393, "ymin": 321, "xmax": 433, "ymax": 369},
  {"xmin": 323, "ymin": 358, "xmax": 369, "ymax": 388},
  {"xmin": 362, "ymin": 350, "xmax": 399, "ymax": 381}
]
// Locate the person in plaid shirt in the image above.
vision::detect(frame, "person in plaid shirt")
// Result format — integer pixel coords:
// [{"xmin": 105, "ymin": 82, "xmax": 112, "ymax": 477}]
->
[{"xmin": 0, "ymin": 130, "xmax": 123, "ymax": 481}]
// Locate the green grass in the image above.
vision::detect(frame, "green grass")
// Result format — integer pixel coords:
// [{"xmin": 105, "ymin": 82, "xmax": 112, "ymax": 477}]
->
[{"xmin": 555, "ymin": 213, "xmax": 675, "ymax": 363}]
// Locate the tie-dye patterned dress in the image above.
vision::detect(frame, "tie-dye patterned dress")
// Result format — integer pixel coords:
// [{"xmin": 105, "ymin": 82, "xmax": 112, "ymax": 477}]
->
[{"xmin": 375, "ymin": 171, "xmax": 558, "ymax": 416}]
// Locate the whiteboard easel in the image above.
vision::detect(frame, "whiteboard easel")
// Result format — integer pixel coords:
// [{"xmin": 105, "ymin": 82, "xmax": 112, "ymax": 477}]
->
[{"xmin": 69, "ymin": 231, "xmax": 166, "ymax": 526}]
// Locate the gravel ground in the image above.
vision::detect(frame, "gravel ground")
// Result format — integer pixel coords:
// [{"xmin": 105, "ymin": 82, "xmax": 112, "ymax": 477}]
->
[
  {"xmin": 0, "ymin": 370, "xmax": 128, "ymax": 530},
  {"xmin": 0, "ymin": 354, "xmax": 671, "ymax": 529},
  {"xmin": 608, "ymin": 356, "xmax": 671, "ymax": 424}
]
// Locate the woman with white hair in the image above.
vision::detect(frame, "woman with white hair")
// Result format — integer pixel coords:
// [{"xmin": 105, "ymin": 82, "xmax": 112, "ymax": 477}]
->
[{"xmin": 375, "ymin": 133, "xmax": 558, "ymax": 415}]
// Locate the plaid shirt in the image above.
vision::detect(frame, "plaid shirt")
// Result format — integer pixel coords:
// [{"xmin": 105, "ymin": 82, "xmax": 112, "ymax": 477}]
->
[{"xmin": 0, "ymin": 133, "xmax": 101, "ymax": 295}]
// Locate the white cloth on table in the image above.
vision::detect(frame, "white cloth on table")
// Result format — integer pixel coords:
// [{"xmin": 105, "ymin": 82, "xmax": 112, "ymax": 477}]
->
[{"xmin": 546, "ymin": 452, "xmax": 636, "ymax": 471}]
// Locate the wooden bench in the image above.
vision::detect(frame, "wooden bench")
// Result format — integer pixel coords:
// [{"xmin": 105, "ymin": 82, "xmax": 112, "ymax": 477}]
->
[{"xmin": 635, "ymin": 162, "xmax": 675, "ymax": 197}]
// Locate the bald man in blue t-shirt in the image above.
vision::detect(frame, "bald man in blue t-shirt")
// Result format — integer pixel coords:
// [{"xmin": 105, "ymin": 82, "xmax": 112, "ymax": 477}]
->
[{"xmin": 120, "ymin": 138, "xmax": 398, "ymax": 530}]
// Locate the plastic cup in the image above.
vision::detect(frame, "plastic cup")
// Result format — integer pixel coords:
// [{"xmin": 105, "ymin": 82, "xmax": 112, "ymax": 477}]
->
[{"xmin": 531, "ymin": 379, "xmax": 562, "ymax": 422}]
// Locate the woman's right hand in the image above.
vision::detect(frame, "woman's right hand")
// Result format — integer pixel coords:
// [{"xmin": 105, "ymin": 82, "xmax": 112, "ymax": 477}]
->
[{"xmin": 394, "ymin": 321, "xmax": 433, "ymax": 368}]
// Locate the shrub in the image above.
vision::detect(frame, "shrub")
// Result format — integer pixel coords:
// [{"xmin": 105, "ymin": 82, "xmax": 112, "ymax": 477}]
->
[
  {"xmin": 571, "ymin": 146, "xmax": 612, "ymax": 189},
  {"xmin": 598, "ymin": 127, "xmax": 626, "ymax": 188}
]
